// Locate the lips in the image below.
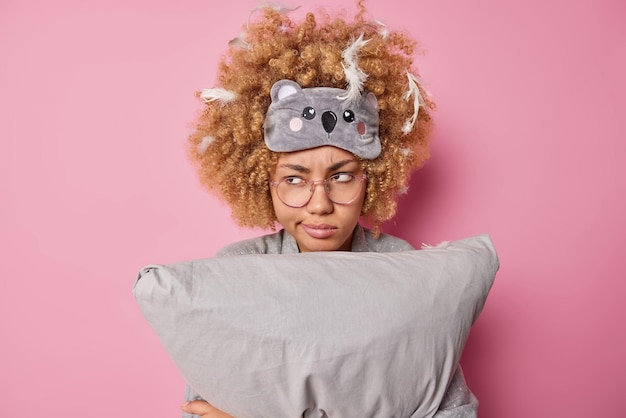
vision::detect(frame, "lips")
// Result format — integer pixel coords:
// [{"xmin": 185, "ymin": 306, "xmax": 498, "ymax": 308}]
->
[{"xmin": 300, "ymin": 223, "xmax": 337, "ymax": 239}]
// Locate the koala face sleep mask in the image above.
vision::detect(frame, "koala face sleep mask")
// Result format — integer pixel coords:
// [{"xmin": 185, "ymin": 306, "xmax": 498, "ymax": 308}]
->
[{"xmin": 263, "ymin": 79, "xmax": 381, "ymax": 159}]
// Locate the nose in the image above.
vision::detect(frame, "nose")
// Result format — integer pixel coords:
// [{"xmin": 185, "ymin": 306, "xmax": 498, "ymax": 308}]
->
[
  {"xmin": 322, "ymin": 111, "xmax": 337, "ymax": 133},
  {"xmin": 306, "ymin": 181, "xmax": 333, "ymax": 214}
]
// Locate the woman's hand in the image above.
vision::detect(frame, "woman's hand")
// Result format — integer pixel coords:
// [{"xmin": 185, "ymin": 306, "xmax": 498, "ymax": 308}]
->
[{"xmin": 180, "ymin": 400, "xmax": 234, "ymax": 418}]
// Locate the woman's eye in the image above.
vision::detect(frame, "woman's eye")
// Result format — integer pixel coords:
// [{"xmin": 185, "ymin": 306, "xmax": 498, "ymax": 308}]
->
[
  {"xmin": 284, "ymin": 177, "xmax": 305, "ymax": 186},
  {"xmin": 330, "ymin": 173, "xmax": 354, "ymax": 183}
]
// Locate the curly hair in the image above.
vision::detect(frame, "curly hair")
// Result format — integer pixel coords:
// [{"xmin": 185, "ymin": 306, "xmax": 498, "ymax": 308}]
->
[{"xmin": 188, "ymin": 0, "xmax": 434, "ymax": 234}]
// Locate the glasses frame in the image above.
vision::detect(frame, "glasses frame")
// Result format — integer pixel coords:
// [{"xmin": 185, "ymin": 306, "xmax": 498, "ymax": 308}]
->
[{"xmin": 269, "ymin": 173, "xmax": 367, "ymax": 208}]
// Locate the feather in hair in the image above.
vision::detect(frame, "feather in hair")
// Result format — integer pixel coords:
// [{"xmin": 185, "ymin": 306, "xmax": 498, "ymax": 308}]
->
[
  {"xmin": 231, "ymin": 2, "xmax": 299, "ymax": 50},
  {"xmin": 249, "ymin": 0, "xmax": 300, "ymax": 16},
  {"xmin": 248, "ymin": 1, "xmax": 300, "ymax": 30},
  {"xmin": 197, "ymin": 136, "xmax": 215, "ymax": 154},
  {"xmin": 338, "ymin": 34, "xmax": 369, "ymax": 103},
  {"xmin": 402, "ymin": 71, "xmax": 427, "ymax": 135},
  {"xmin": 200, "ymin": 88, "xmax": 237, "ymax": 105},
  {"xmin": 373, "ymin": 19, "xmax": 389, "ymax": 39},
  {"xmin": 229, "ymin": 32, "xmax": 250, "ymax": 50}
]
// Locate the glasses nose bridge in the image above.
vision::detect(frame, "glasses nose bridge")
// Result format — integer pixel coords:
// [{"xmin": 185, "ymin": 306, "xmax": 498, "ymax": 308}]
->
[{"xmin": 308, "ymin": 178, "xmax": 330, "ymax": 195}]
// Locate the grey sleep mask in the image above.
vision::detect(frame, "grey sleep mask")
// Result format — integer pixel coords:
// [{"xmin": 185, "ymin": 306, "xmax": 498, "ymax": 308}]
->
[{"xmin": 263, "ymin": 79, "xmax": 381, "ymax": 159}]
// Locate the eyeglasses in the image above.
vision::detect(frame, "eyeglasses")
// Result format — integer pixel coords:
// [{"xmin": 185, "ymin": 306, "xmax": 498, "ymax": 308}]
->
[{"xmin": 270, "ymin": 173, "xmax": 367, "ymax": 208}]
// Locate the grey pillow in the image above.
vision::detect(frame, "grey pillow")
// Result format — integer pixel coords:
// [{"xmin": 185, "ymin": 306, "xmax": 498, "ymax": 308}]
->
[{"xmin": 133, "ymin": 234, "xmax": 498, "ymax": 418}]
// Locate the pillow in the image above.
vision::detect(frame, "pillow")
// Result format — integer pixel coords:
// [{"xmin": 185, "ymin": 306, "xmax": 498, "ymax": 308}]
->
[{"xmin": 133, "ymin": 234, "xmax": 498, "ymax": 418}]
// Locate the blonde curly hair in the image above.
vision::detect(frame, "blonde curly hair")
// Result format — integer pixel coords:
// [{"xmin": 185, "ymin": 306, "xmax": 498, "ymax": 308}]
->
[{"xmin": 188, "ymin": 1, "xmax": 434, "ymax": 234}]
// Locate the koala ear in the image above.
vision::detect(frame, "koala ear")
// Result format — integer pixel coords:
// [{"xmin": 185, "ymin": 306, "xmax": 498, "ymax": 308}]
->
[
  {"xmin": 364, "ymin": 91, "xmax": 379, "ymax": 110},
  {"xmin": 270, "ymin": 79, "xmax": 302, "ymax": 102}
]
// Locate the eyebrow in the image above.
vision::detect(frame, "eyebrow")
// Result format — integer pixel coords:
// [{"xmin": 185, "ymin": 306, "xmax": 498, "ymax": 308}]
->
[{"xmin": 277, "ymin": 159, "xmax": 358, "ymax": 174}]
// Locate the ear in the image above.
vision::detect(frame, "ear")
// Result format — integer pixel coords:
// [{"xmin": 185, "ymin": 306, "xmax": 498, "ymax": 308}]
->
[
  {"xmin": 364, "ymin": 92, "xmax": 379, "ymax": 110},
  {"xmin": 270, "ymin": 79, "xmax": 302, "ymax": 102}
]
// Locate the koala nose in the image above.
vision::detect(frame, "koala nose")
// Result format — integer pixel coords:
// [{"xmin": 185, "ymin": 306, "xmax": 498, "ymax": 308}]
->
[{"xmin": 322, "ymin": 111, "xmax": 337, "ymax": 133}]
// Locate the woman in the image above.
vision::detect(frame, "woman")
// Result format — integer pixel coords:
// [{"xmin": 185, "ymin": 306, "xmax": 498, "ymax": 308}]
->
[{"xmin": 182, "ymin": 2, "xmax": 478, "ymax": 416}]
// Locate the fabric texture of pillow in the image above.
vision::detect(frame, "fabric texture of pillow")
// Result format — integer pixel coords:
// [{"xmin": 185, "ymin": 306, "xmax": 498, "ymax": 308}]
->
[{"xmin": 133, "ymin": 234, "xmax": 499, "ymax": 418}]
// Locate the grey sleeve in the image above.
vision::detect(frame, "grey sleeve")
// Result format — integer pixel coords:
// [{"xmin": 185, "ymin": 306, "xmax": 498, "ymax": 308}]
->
[
  {"xmin": 182, "ymin": 384, "xmax": 203, "ymax": 418},
  {"xmin": 432, "ymin": 366, "xmax": 479, "ymax": 418}
]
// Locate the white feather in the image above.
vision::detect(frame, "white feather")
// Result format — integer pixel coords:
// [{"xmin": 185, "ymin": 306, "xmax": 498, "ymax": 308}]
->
[
  {"xmin": 250, "ymin": 0, "xmax": 300, "ymax": 15},
  {"xmin": 248, "ymin": 1, "xmax": 300, "ymax": 28},
  {"xmin": 338, "ymin": 34, "xmax": 369, "ymax": 103},
  {"xmin": 402, "ymin": 71, "xmax": 427, "ymax": 135},
  {"xmin": 373, "ymin": 19, "xmax": 389, "ymax": 39},
  {"xmin": 200, "ymin": 88, "xmax": 237, "ymax": 105},
  {"xmin": 197, "ymin": 136, "xmax": 215, "ymax": 154},
  {"xmin": 421, "ymin": 241, "xmax": 450, "ymax": 249},
  {"xmin": 230, "ymin": 2, "xmax": 299, "ymax": 51},
  {"xmin": 228, "ymin": 32, "xmax": 250, "ymax": 50}
]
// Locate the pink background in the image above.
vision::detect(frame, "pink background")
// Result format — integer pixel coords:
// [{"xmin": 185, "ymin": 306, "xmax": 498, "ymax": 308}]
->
[{"xmin": 1, "ymin": 0, "xmax": 624, "ymax": 416}]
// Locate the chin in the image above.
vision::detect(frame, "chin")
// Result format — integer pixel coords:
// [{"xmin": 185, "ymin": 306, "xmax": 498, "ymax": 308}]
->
[{"xmin": 299, "ymin": 237, "xmax": 349, "ymax": 253}]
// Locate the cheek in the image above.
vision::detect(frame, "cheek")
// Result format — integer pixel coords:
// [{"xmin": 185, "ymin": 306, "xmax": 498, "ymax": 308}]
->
[
  {"xmin": 270, "ymin": 189, "xmax": 293, "ymax": 223},
  {"xmin": 269, "ymin": 189, "xmax": 281, "ymax": 213},
  {"xmin": 353, "ymin": 188, "xmax": 367, "ymax": 215},
  {"xmin": 338, "ymin": 193, "xmax": 366, "ymax": 220}
]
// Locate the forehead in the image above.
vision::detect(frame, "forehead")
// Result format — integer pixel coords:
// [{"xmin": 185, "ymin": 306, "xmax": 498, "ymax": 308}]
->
[{"xmin": 275, "ymin": 146, "xmax": 358, "ymax": 168}]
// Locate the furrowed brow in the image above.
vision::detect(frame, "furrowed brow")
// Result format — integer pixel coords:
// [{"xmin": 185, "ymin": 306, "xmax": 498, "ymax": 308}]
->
[
  {"xmin": 278, "ymin": 163, "xmax": 310, "ymax": 173},
  {"xmin": 328, "ymin": 159, "xmax": 358, "ymax": 172},
  {"xmin": 277, "ymin": 159, "xmax": 358, "ymax": 174}
]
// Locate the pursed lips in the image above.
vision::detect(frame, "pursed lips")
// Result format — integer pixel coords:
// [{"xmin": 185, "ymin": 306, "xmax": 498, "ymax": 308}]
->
[{"xmin": 300, "ymin": 223, "xmax": 337, "ymax": 239}]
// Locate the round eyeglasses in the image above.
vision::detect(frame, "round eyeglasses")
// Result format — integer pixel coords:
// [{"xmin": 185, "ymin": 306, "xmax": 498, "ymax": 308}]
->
[{"xmin": 270, "ymin": 173, "xmax": 367, "ymax": 208}]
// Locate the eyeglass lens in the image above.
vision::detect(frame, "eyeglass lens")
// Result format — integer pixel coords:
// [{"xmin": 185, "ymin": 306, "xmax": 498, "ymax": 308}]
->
[{"xmin": 275, "ymin": 174, "xmax": 364, "ymax": 207}]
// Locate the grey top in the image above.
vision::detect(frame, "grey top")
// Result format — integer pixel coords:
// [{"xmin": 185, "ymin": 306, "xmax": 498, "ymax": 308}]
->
[{"xmin": 183, "ymin": 224, "xmax": 478, "ymax": 417}]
